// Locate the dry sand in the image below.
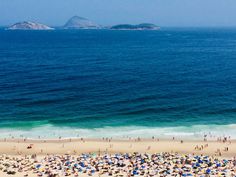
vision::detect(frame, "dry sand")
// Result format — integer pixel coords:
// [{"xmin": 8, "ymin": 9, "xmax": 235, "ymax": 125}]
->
[
  {"xmin": 0, "ymin": 138, "xmax": 235, "ymax": 176},
  {"xmin": 0, "ymin": 138, "xmax": 235, "ymax": 158}
]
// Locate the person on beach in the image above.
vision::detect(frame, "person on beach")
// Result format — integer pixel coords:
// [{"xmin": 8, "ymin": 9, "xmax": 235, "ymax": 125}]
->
[{"xmin": 1, "ymin": 152, "xmax": 235, "ymax": 177}]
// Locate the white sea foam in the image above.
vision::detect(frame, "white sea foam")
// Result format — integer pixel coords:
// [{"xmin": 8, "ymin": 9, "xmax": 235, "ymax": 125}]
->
[{"xmin": 1, "ymin": 124, "xmax": 236, "ymax": 140}]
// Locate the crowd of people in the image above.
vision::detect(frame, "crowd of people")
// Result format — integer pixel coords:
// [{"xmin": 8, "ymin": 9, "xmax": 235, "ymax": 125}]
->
[{"xmin": 0, "ymin": 152, "xmax": 235, "ymax": 177}]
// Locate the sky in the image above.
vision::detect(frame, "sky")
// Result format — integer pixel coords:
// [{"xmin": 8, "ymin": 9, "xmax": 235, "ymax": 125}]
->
[{"xmin": 1, "ymin": 0, "xmax": 236, "ymax": 27}]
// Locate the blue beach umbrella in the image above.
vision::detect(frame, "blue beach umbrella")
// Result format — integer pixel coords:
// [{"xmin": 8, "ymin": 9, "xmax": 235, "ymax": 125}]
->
[
  {"xmin": 80, "ymin": 162, "xmax": 85, "ymax": 167},
  {"xmin": 36, "ymin": 164, "xmax": 41, "ymax": 169},
  {"xmin": 206, "ymin": 168, "xmax": 211, "ymax": 174},
  {"xmin": 133, "ymin": 170, "xmax": 139, "ymax": 175}
]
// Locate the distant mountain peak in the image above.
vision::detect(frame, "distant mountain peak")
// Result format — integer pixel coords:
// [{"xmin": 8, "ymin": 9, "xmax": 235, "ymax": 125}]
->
[
  {"xmin": 6, "ymin": 21, "xmax": 54, "ymax": 30},
  {"xmin": 70, "ymin": 16, "xmax": 88, "ymax": 20},
  {"xmin": 63, "ymin": 16, "xmax": 100, "ymax": 29}
]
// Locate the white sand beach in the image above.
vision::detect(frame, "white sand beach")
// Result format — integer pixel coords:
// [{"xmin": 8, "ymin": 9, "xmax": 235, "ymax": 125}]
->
[{"xmin": 0, "ymin": 138, "xmax": 235, "ymax": 176}]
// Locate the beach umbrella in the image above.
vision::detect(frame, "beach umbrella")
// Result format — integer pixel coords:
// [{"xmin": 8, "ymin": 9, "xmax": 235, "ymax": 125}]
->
[
  {"xmin": 132, "ymin": 170, "xmax": 139, "ymax": 175},
  {"xmin": 36, "ymin": 164, "xmax": 41, "ymax": 169}
]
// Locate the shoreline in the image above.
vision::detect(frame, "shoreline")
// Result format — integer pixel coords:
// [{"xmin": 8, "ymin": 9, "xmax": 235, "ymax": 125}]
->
[
  {"xmin": 1, "ymin": 136, "xmax": 236, "ymax": 143},
  {"xmin": 0, "ymin": 124, "xmax": 235, "ymax": 141}
]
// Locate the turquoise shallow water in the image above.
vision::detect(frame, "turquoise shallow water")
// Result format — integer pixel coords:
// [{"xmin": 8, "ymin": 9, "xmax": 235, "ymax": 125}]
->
[{"xmin": 0, "ymin": 28, "xmax": 236, "ymax": 139}]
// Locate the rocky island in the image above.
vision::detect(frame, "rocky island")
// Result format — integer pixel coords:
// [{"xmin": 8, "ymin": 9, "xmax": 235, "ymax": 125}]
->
[
  {"xmin": 4, "ymin": 17, "xmax": 160, "ymax": 31},
  {"xmin": 6, "ymin": 21, "xmax": 54, "ymax": 30},
  {"xmin": 63, "ymin": 16, "xmax": 100, "ymax": 29},
  {"xmin": 111, "ymin": 23, "xmax": 160, "ymax": 30}
]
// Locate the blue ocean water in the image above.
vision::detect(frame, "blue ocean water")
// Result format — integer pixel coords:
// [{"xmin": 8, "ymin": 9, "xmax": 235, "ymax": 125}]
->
[{"xmin": 0, "ymin": 28, "xmax": 236, "ymax": 139}]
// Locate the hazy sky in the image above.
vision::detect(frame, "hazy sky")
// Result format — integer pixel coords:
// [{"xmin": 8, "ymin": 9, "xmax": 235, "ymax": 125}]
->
[{"xmin": 1, "ymin": 0, "xmax": 236, "ymax": 27}]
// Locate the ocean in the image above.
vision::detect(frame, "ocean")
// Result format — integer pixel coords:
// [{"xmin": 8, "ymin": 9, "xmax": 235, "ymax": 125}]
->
[{"xmin": 0, "ymin": 28, "xmax": 236, "ymax": 139}]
